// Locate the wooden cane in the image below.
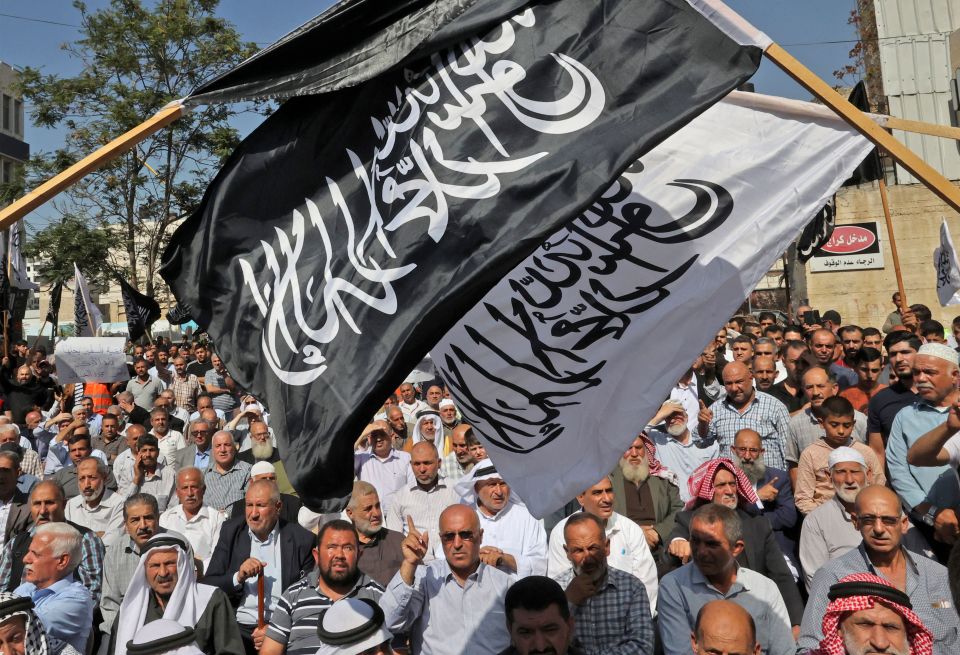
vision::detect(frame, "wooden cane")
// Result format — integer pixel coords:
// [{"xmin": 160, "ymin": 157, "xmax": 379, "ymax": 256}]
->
[{"xmin": 257, "ymin": 571, "xmax": 265, "ymax": 629}]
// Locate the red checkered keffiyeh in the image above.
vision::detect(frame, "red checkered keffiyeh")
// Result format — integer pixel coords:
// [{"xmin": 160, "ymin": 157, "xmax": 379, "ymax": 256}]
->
[
  {"xmin": 816, "ymin": 573, "xmax": 933, "ymax": 655},
  {"xmin": 685, "ymin": 458, "xmax": 759, "ymax": 510},
  {"xmin": 638, "ymin": 432, "xmax": 679, "ymax": 486}
]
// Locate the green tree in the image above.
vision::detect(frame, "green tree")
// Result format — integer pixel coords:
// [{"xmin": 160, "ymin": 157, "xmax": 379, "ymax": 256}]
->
[
  {"xmin": 17, "ymin": 0, "xmax": 261, "ymax": 295},
  {"xmin": 23, "ymin": 216, "xmax": 124, "ymax": 287}
]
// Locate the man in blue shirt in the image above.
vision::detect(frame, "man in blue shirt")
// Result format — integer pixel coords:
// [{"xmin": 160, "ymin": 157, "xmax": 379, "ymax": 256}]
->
[{"xmin": 13, "ymin": 521, "xmax": 92, "ymax": 654}]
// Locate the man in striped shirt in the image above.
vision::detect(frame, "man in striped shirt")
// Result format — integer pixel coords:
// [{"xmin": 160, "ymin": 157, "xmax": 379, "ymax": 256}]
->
[{"xmin": 259, "ymin": 519, "xmax": 383, "ymax": 655}]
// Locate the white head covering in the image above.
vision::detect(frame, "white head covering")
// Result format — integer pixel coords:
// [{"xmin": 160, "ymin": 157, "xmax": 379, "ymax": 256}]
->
[
  {"xmin": 113, "ymin": 531, "xmax": 217, "ymax": 655},
  {"xmin": 917, "ymin": 342, "xmax": 959, "ymax": 367},
  {"xmin": 454, "ymin": 458, "xmax": 528, "ymax": 512},
  {"xmin": 828, "ymin": 446, "xmax": 867, "ymax": 470},
  {"xmin": 126, "ymin": 619, "xmax": 203, "ymax": 655},
  {"xmin": 251, "ymin": 461, "xmax": 276, "ymax": 477},
  {"xmin": 315, "ymin": 598, "xmax": 392, "ymax": 655},
  {"xmin": 412, "ymin": 412, "xmax": 447, "ymax": 454},
  {"xmin": 439, "ymin": 398, "xmax": 455, "ymax": 410},
  {"xmin": 0, "ymin": 592, "xmax": 48, "ymax": 655}
]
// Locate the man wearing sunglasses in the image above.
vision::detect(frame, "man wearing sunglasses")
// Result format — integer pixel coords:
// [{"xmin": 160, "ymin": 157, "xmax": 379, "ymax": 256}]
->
[
  {"xmin": 798, "ymin": 485, "xmax": 959, "ymax": 654},
  {"xmin": 381, "ymin": 504, "xmax": 514, "ymax": 654}
]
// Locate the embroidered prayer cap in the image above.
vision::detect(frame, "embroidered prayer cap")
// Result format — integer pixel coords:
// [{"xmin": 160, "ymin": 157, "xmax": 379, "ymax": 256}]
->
[
  {"xmin": 827, "ymin": 446, "xmax": 866, "ymax": 470},
  {"xmin": 439, "ymin": 398, "xmax": 456, "ymax": 409},
  {"xmin": 917, "ymin": 342, "xmax": 959, "ymax": 367},
  {"xmin": 251, "ymin": 460, "xmax": 277, "ymax": 477}
]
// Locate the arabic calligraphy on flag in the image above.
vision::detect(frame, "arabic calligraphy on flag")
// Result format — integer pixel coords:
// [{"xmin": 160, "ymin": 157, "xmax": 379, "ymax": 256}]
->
[
  {"xmin": 934, "ymin": 218, "xmax": 960, "ymax": 306},
  {"xmin": 809, "ymin": 221, "xmax": 884, "ymax": 272}
]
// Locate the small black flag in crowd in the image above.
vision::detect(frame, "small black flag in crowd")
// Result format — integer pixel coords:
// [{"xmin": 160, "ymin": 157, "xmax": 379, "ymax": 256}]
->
[
  {"xmin": 118, "ymin": 278, "xmax": 161, "ymax": 342},
  {"xmin": 161, "ymin": 0, "xmax": 767, "ymax": 510},
  {"xmin": 166, "ymin": 302, "xmax": 193, "ymax": 326},
  {"xmin": 44, "ymin": 280, "xmax": 63, "ymax": 325},
  {"xmin": 796, "ymin": 81, "xmax": 884, "ymax": 263}
]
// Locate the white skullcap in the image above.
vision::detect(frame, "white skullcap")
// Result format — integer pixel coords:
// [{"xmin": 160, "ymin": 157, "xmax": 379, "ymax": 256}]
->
[
  {"xmin": 439, "ymin": 398, "xmax": 456, "ymax": 409},
  {"xmin": 315, "ymin": 598, "xmax": 392, "ymax": 655},
  {"xmin": 828, "ymin": 446, "xmax": 866, "ymax": 470},
  {"xmin": 250, "ymin": 461, "xmax": 276, "ymax": 477},
  {"xmin": 917, "ymin": 342, "xmax": 959, "ymax": 367}
]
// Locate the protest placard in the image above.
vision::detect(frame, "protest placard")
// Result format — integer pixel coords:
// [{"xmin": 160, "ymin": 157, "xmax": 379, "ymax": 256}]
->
[{"xmin": 54, "ymin": 337, "xmax": 129, "ymax": 384}]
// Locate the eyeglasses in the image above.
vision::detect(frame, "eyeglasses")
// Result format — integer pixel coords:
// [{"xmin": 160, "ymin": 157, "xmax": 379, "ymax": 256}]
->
[
  {"xmin": 732, "ymin": 446, "xmax": 762, "ymax": 455},
  {"xmin": 190, "ymin": 430, "xmax": 209, "ymax": 435},
  {"xmin": 439, "ymin": 530, "xmax": 477, "ymax": 543},
  {"xmin": 856, "ymin": 514, "xmax": 901, "ymax": 527}
]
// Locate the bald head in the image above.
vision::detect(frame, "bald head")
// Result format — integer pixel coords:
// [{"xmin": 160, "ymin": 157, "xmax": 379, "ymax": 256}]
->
[
  {"xmin": 440, "ymin": 503, "xmax": 480, "ymax": 533},
  {"xmin": 692, "ymin": 600, "xmax": 759, "ymax": 655},
  {"xmin": 721, "ymin": 361, "xmax": 750, "ymax": 383},
  {"xmin": 411, "ymin": 441, "xmax": 439, "ymax": 461},
  {"xmin": 854, "ymin": 485, "xmax": 900, "ymax": 513}
]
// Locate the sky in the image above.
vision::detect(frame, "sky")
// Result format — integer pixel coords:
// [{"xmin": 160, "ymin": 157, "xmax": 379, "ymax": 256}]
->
[{"xmin": 0, "ymin": 0, "xmax": 859, "ymax": 225}]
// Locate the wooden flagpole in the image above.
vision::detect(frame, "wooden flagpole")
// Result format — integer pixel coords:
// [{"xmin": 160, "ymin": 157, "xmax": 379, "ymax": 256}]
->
[
  {"xmin": 763, "ymin": 43, "xmax": 960, "ymax": 215},
  {"xmin": 877, "ymin": 177, "xmax": 907, "ymax": 306},
  {"xmin": 30, "ymin": 319, "xmax": 47, "ymax": 351},
  {"xmin": 257, "ymin": 572, "xmax": 265, "ymax": 629},
  {"xmin": 0, "ymin": 100, "xmax": 186, "ymax": 230}
]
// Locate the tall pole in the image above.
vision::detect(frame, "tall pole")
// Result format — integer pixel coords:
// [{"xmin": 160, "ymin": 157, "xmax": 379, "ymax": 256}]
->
[{"xmin": 878, "ymin": 177, "xmax": 907, "ymax": 307}]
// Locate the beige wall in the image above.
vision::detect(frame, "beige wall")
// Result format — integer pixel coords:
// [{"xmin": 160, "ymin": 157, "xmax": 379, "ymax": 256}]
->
[{"xmin": 804, "ymin": 179, "xmax": 960, "ymax": 330}]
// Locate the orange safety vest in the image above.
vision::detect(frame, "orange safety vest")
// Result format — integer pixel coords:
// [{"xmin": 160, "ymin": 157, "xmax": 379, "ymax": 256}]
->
[{"xmin": 83, "ymin": 382, "xmax": 112, "ymax": 416}]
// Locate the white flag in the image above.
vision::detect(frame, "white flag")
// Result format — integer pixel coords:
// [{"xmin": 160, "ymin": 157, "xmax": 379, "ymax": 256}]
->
[
  {"xmin": 7, "ymin": 223, "xmax": 38, "ymax": 291},
  {"xmin": 73, "ymin": 263, "xmax": 102, "ymax": 337},
  {"xmin": 934, "ymin": 218, "xmax": 960, "ymax": 306},
  {"xmin": 433, "ymin": 91, "xmax": 874, "ymax": 517}
]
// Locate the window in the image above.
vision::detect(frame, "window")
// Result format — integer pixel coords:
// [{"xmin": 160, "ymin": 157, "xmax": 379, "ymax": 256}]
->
[
  {"xmin": 13, "ymin": 100, "xmax": 22, "ymax": 136},
  {"xmin": 1, "ymin": 95, "xmax": 9, "ymax": 132},
  {"xmin": 1, "ymin": 160, "xmax": 12, "ymax": 185}
]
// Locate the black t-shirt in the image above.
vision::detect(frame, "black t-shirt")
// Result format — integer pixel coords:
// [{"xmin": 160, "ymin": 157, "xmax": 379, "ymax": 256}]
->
[
  {"xmin": 768, "ymin": 381, "xmax": 804, "ymax": 413},
  {"xmin": 186, "ymin": 359, "xmax": 213, "ymax": 378},
  {"xmin": 866, "ymin": 381, "xmax": 919, "ymax": 439}
]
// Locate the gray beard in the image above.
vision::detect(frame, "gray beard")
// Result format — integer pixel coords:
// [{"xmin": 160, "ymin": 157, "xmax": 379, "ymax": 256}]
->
[
  {"xmin": 251, "ymin": 441, "xmax": 274, "ymax": 461},
  {"xmin": 733, "ymin": 454, "xmax": 766, "ymax": 485},
  {"xmin": 620, "ymin": 458, "xmax": 649, "ymax": 484},
  {"xmin": 666, "ymin": 423, "xmax": 687, "ymax": 438}
]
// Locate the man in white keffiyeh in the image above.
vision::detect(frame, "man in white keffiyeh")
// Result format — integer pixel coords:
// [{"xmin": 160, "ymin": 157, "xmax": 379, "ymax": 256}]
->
[
  {"xmin": 0, "ymin": 592, "xmax": 49, "ymax": 655},
  {"xmin": 125, "ymin": 619, "xmax": 204, "ymax": 655},
  {"xmin": 110, "ymin": 531, "xmax": 243, "ymax": 655}
]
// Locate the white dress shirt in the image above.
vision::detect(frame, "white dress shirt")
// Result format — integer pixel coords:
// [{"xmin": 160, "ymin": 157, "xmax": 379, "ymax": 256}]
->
[
  {"xmin": 65, "ymin": 489, "xmax": 125, "ymax": 535},
  {"xmin": 547, "ymin": 511, "xmax": 660, "ymax": 610},
  {"xmin": 150, "ymin": 430, "xmax": 186, "ymax": 461},
  {"xmin": 354, "ymin": 449, "xmax": 413, "ymax": 512},
  {"xmin": 475, "ymin": 502, "xmax": 547, "ymax": 577},
  {"xmin": 159, "ymin": 504, "xmax": 226, "ymax": 568}
]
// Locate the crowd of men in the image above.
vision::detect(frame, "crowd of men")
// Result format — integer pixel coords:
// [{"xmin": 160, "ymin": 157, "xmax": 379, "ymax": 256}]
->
[{"xmin": 1, "ymin": 295, "xmax": 960, "ymax": 654}]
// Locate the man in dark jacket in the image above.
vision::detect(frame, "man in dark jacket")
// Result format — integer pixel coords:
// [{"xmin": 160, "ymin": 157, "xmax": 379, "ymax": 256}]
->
[{"xmin": 204, "ymin": 478, "xmax": 314, "ymax": 654}]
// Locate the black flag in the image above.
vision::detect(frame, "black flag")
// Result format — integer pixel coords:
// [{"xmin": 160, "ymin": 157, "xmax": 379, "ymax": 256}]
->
[
  {"xmin": 118, "ymin": 278, "xmax": 161, "ymax": 341},
  {"xmin": 166, "ymin": 302, "xmax": 193, "ymax": 326},
  {"xmin": 44, "ymin": 281, "xmax": 63, "ymax": 325},
  {"xmin": 797, "ymin": 81, "xmax": 883, "ymax": 262},
  {"xmin": 161, "ymin": 0, "xmax": 765, "ymax": 510}
]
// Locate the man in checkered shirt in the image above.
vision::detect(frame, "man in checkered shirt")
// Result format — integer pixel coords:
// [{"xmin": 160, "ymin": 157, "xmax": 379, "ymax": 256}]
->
[
  {"xmin": 698, "ymin": 362, "xmax": 791, "ymax": 470},
  {"xmin": 553, "ymin": 512, "xmax": 653, "ymax": 655}
]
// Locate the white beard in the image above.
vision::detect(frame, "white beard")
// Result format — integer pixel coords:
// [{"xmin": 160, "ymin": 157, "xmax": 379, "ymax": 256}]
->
[
  {"xmin": 620, "ymin": 457, "xmax": 649, "ymax": 484},
  {"xmin": 666, "ymin": 423, "xmax": 687, "ymax": 438},
  {"xmin": 251, "ymin": 441, "xmax": 274, "ymax": 461}
]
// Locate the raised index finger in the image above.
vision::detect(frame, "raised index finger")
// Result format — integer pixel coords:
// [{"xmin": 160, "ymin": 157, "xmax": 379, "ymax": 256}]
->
[{"xmin": 406, "ymin": 515, "xmax": 420, "ymax": 538}]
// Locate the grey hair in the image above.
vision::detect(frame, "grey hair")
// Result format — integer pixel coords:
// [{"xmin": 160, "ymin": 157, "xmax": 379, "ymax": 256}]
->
[
  {"xmin": 0, "ymin": 450, "xmax": 21, "ymax": 469},
  {"xmin": 176, "ymin": 467, "xmax": 206, "ymax": 489},
  {"xmin": 76, "ymin": 456, "xmax": 110, "ymax": 479},
  {"xmin": 34, "ymin": 522, "xmax": 82, "ymax": 575},
  {"xmin": 117, "ymin": 391, "xmax": 134, "ymax": 403},
  {"xmin": 0, "ymin": 424, "xmax": 18, "ymax": 440},
  {"xmin": 247, "ymin": 478, "xmax": 280, "ymax": 504},
  {"xmin": 348, "ymin": 481, "xmax": 379, "ymax": 510},
  {"xmin": 691, "ymin": 503, "xmax": 743, "ymax": 547}
]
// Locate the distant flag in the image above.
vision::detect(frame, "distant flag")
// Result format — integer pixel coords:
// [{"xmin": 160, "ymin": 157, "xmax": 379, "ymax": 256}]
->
[
  {"xmin": 166, "ymin": 302, "xmax": 193, "ymax": 326},
  {"xmin": 6, "ymin": 223, "xmax": 37, "ymax": 291},
  {"xmin": 44, "ymin": 280, "xmax": 63, "ymax": 325},
  {"xmin": 797, "ymin": 81, "xmax": 884, "ymax": 263},
  {"xmin": 118, "ymin": 277, "xmax": 161, "ymax": 341},
  {"xmin": 934, "ymin": 218, "xmax": 960, "ymax": 306},
  {"xmin": 73, "ymin": 264, "xmax": 102, "ymax": 337},
  {"xmin": 161, "ymin": 0, "xmax": 768, "ymax": 510},
  {"xmin": 433, "ymin": 91, "xmax": 874, "ymax": 516}
]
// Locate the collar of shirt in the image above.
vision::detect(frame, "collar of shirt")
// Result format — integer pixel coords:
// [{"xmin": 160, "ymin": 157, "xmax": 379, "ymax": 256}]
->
[
  {"xmin": 438, "ymin": 557, "xmax": 489, "ymax": 586},
  {"xmin": 831, "ymin": 495, "xmax": 854, "ymax": 522},
  {"xmin": 30, "ymin": 574, "xmax": 78, "ymax": 599},
  {"xmin": 407, "ymin": 479, "xmax": 449, "ymax": 493},
  {"xmin": 210, "ymin": 461, "xmax": 244, "ymax": 476},
  {"xmin": 307, "ymin": 568, "xmax": 375, "ymax": 599},
  {"xmin": 722, "ymin": 395, "xmax": 757, "ymax": 414},
  {"xmin": 249, "ymin": 523, "xmax": 280, "ymax": 547},
  {"xmin": 917, "ymin": 400, "xmax": 950, "ymax": 414},
  {"xmin": 857, "ymin": 543, "xmax": 920, "ymax": 577},
  {"xmin": 372, "ymin": 451, "xmax": 402, "ymax": 464},
  {"xmin": 478, "ymin": 503, "xmax": 512, "ymax": 523},
  {"xmin": 690, "ymin": 562, "xmax": 748, "ymax": 595}
]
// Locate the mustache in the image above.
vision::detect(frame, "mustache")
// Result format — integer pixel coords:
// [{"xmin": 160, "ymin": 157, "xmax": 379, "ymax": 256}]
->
[{"xmin": 153, "ymin": 574, "xmax": 176, "ymax": 584}]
